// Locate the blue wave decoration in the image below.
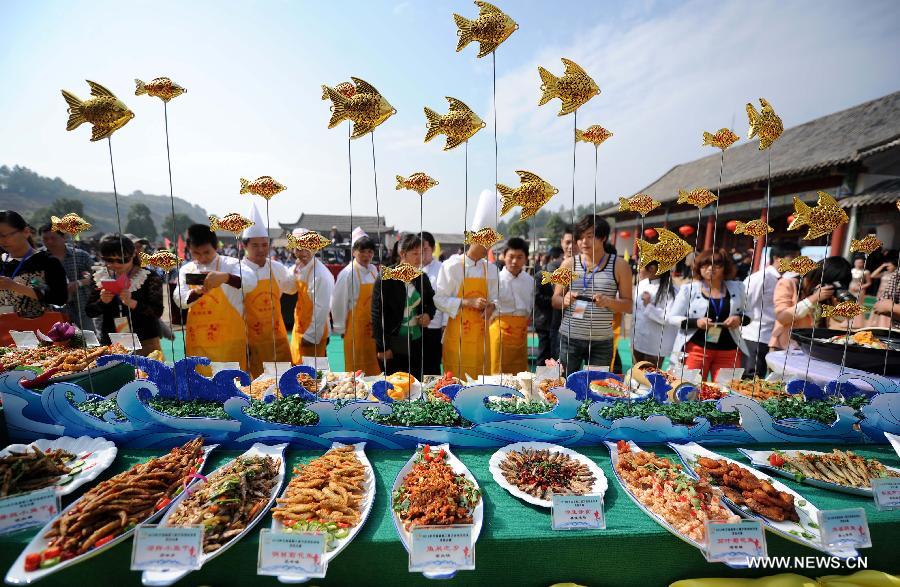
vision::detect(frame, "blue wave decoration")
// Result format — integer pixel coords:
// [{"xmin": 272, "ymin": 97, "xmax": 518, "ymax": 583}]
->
[{"xmin": 1, "ymin": 362, "xmax": 898, "ymax": 449}]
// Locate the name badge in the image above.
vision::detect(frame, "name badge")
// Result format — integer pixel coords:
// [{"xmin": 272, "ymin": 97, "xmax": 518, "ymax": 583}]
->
[
  {"xmin": 409, "ymin": 525, "xmax": 475, "ymax": 573},
  {"xmin": 871, "ymin": 477, "xmax": 900, "ymax": 511},
  {"xmin": 0, "ymin": 488, "xmax": 60, "ymax": 535},
  {"xmin": 551, "ymin": 494, "xmax": 605, "ymax": 530},
  {"xmin": 131, "ymin": 525, "xmax": 203, "ymax": 571},
  {"xmin": 705, "ymin": 325, "xmax": 723, "ymax": 343},
  {"xmin": 571, "ymin": 300, "xmax": 588, "ymax": 319},
  {"xmin": 113, "ymin": 316, "xmax": 130, "ymax": 333},
  {"xmin": 817, "ymin": 508, "xmax": 872, "ymax": 549},
  {"xmin": 704, "ymin": 520, "xmax": 767, "ymax": 565},
  {"xmin": 257, "ymin": 529, "xmax": 327, "ymax": 579}
]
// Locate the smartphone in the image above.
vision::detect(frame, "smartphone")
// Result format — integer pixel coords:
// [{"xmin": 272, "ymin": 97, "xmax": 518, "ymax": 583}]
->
[
  {"xmin": 575, "ymin": 294, "xmax": 594, "ymax": 302},
  {"xmin": 185, "ymin": 273, "xmax": 207, "ymax": 286}
]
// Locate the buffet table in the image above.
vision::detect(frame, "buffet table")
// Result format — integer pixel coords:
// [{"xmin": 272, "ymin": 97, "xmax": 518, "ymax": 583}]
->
[{"xmin": 1, "ymin": 445, "xmax": 898, "ymax": 586}]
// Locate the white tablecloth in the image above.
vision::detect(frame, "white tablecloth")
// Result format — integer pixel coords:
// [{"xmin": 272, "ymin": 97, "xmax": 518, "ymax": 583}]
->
[{"xmin": 766, "ymin": 349, "xmax": 900, "ymax": 390}]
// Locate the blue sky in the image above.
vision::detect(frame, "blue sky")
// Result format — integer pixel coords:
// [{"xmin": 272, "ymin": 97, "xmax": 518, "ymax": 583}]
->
[{"xmin": 1, "ymin": 0, "xmax": 899, "ymax": 234}]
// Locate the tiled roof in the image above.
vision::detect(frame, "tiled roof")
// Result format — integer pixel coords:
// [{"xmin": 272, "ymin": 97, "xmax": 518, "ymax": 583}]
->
[
  {"xmin": 278, "ymin": 213, "xmax": 393, "ymax": 234},
  {"xmin": 838, "ymin": 178, "xmax": 900, "ymax": 208}
]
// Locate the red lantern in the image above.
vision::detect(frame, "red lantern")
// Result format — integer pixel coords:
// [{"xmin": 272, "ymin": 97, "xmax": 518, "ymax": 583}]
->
[
  {"xmin": 643, "ymin": 228, "xmax": 657, "ymax": 239},
  {"xmin": 678, "ymin": 225, "xmax": 694, "ymax": 237},
  {"xmin": 787, "ymin": 214, "xmax": 796, "ymax": 224},
  {"xmin": 725, "ymin": 220, "xmax": 739, "ymax": 232},
  {"xmin": 619, "ymin": 230, "xmax": 631, "ymax": 238}
]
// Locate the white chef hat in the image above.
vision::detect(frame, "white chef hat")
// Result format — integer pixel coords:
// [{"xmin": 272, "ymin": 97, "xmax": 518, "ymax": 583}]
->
[
  {"xmin": 242, "ymin": 201, "xmax": 269, "ymax": 239},
  {"xmin": 292, "ymin": 227, "xmax": 311, "ymax": 238},
  {"xmin": 351, "ymin": 226, "xmax": 368, "ymax": 245},
  {"xmin": 470, "ymin": 188, "xmax": 499, "ymax": 232}
]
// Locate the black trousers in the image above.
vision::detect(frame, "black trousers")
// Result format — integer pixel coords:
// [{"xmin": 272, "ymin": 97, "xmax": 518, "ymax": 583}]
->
[
  {"xmin": 743, "ymin": 339, "xmax": 769, "ymax": 379},
  {"xmin": 386, "ymin": 336, "xmax": 424, "ymax": 381},
  {"xmin": 536, "ymin": 329, "xmax": 554, "ymax": 365},
  {"xmin": 422, "ymin": 327, "xmax": 443, "ymax": 376}
]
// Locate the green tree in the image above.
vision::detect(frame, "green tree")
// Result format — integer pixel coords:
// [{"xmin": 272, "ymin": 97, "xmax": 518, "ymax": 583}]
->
[
  {"xmin": 125, "ymin": 203, "xmax": 158, "ymax": 241},
  {"xmin": 507, "ymin": 220, "xmax": 530, "ymax": 239},
  {"xmin": 29, "ymin": 198, "xmax": 87, "ymax": 229},
  {"xmin": 544, "ymin": 213, "xmax": 567, "ymax": 244},
  {"xmin": 161, "ymin": 213, "xmax": 196, "ymax": 240}
]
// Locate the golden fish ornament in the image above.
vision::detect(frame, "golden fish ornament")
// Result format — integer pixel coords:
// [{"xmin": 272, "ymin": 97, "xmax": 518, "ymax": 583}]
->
[
  {"xmin": 702, "ymin": 128, "xmax": 739, "ymax": 150},
  {"xmin": 635, "ymin": 228, "xmax": 693, "ymax": 275},
  {"xmin": 820, "ymin": 301, "xmax": 869, "ymax": 320},
  {"xmin": 541, "ymin": 267, "xmax": 576, "ymax": 287},
  {"xmin": 209, "ymin": 213, "xmax": 253, "ymax": 234},
  {"xmin": 497, "ymin": 170, "xmax": 559, "ymax": 220},
  {"xmin": 464, "ymin": 227, "xmax": 503, "ymax": 248},
  {"xmin": 733, "ymin": 219, "xmax": 774, "ymax": 240},
  {"xmin": 896, "ymin": 200, "xmax": 900, "ymax": 213},
  {"xmin": 239, "ymin": 176, "xmax": 286, "ymax": 200},
  {"xmin": 618, "ymin": 194, "xmax": 661, "ymax": 217},
  {"xmin": 424, "ymin": 97, "xmax": 485, "ymax": 151},
  {"xmin": 322, "ymin": 77, "xmax": 396, "ymax": 140},
  {"xmin": 396, "ymin": 172, "xmax": 439, "ymax": 196},
  {"xmin": 849, "ymin": 234, "xmax": 882, "ymax": 255},
  {"xmin": 453, "ymin": 1, "xmax": 518, "ymax": 58},
  {"xmin": 286, "ymin": 231, "xmax": 330, "ymax": 252},
  {"xmin": 746, "ymin": 98, "xmax": 783, "ymax": 150},
  {"xmin": 538, "ymin": 58, "xmax": 599, "ymax": 116},
  {"xmin": 61, "ymin": 80, "xmax": 134, "ymax": 141},
  {"xmin": 50, "ymin": 213, "xmax": 91, "ymax": 236},
  {"xmin": 134, "ymin": 77, "xmax": 186, "ymax": 102},
  {"xmin": 777, "ymin": 255, "xmax": 817, "ymax": 276},
  {"xmin": 575, "ymin": 125, "xmax": 613, "ymax": 147},
  {"xmin": 677, "ymin": 188, "xmax": 718, "ymax": 209},
  {"xmin": 325, "ymin": 81, "xmax": 356, "ymax": 99},
  {"xmin": 788, "ymin": 191, "xmax": 848, "ymax": 240},
  {"xmin": 139, "ymin": 250, "xmax": 179, "ymax": 271},
  {"xmin": 382, "ymin": 262, "xmax": 423, "ymax": 283}
]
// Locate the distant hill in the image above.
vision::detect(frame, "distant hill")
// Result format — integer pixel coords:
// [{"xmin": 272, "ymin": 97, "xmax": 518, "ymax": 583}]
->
[{"xmin": 0, "ymin": 164, "xmax": 207, "ymax": 235}]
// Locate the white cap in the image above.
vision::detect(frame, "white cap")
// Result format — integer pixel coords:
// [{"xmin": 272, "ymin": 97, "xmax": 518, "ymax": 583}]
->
[
  {"xmin": 471, "ymin": 188, "xmax": 499, "ymax": 232},
  {"xmin": 351, "ymin": 226, "xmax": 368, "ymax": 245},
  {"xmin": 292, "ymin": 227, "xmax": 310, "ymax": 238},
  {"xmin": 242, "ymin": 201, "xmax": 268, "ymax": 239}
]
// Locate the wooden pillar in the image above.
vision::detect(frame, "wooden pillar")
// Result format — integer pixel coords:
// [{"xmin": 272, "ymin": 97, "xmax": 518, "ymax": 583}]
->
[
  {"xmin": 752, "ymin": 209, "xmax": 767, "ymax": 271},
  {"xmin": 703, "ymin": 215, "xmax": 715, "ymax": 250},
  {"xmin": 830, "ymin": 219, "xmax": 847, "ymax": 257}
]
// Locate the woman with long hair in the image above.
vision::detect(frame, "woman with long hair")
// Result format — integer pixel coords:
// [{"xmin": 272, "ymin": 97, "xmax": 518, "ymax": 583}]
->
[
  {"xmin": 372, "ymin": 233, "xmax": 436, "ymax": 380},
  {"xmin": 631, "ymin": 260, "xmax": 680, "ymax": 368},
  {"xmin": 670, "ymin": 249, "xmax": 749, "ymax": 382},
  {"xmin": 770, "ymin": 256, "xmax": 851, "ymax": 350},
  {"xmin": 0, "ymin": 210, "xmax": 67, "ymax": 320},
  {"xmin": 85, "ymin": 234, "xmax": 164, "ymax": 355}
]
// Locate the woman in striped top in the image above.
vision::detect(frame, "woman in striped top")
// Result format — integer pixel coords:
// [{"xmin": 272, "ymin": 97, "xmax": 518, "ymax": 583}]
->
[{"xmin": 552, "ymin": 214, "xmax": 633, "ymax": 376}]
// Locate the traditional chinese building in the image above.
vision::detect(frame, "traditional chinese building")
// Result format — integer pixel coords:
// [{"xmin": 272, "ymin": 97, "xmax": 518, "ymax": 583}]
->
[{"xmin": 603, "ymin": 91, "xmax": 900, "ymax": 268}]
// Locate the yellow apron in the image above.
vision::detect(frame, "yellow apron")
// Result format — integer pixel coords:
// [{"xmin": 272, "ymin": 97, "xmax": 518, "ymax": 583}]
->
[
  {"xmin": 290, "ymin": 263, "xmax": 329, "ymax": 362},
  {"xmin": 343, "ymin": 264, "xmax": 381, "ymax": 376},
  {"xmin": 442, "ymin": 264, "xmax": 489, "ymax": 380},
  {"xmin": 489, "ymin": 315, "xmax": 528, "ymax": 374},
  {"xmin": 185, "ymin": 263, "xmax": 248, "ymax": 374},
  {"xmin": 245, "ymin": 266, "xmax": 292, "ymax": 378},
  {"xmin": 611, "ymin": 313, "xmax": 621, "ymax": 372}
]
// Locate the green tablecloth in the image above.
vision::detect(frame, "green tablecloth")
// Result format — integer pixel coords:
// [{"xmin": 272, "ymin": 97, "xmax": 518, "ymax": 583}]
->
[{"xmin": 2, "ymin": 445, "xmax": 898, "ymax": 586}]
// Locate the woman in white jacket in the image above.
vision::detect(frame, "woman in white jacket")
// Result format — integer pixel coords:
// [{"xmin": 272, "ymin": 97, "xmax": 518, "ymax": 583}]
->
[
  {"xmin": 632, "ymin": 261, "xmax": 679, "ymax": 368},
  {"xmin": 669, "ymin": 249, "xmax": 750, "ymax": 382}
]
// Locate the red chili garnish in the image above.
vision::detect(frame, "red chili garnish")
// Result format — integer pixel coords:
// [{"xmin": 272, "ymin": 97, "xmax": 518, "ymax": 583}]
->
[
  {"xmin": 43, "ymin": 547, "xmax": 61, "ymax": 560},
  {"xmin": 155, "ymin": 497, "xmax": 172, "ymax": 511},
  {"xmin": 768, "ymin": 453, "xmax": 785, "ymax": 467},
  {"xmin": 93, "ymin": 535, "xmax": 114, "ymax": 548},
  {"xmin": 24, "ymin": 553, "xmax": 41, "ymax": 572}
]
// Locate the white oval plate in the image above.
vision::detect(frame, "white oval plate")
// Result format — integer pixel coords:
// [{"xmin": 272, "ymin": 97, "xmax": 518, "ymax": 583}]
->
[
  {"xmin": 670, "ymin": 442, "xmax": 857, "ymax": 559},
  {"xmin": 488, "ymin": 441, "xmax": 607, "ymax": 508},
  {"xmin": 271, "ymin": 442, "xmax": 375, "ymax": 584},
  {"xmin": 142, "ymin": 442, "xmax": 287, "ymax": 587},
  {"xmin": 5, "ymin": 443, "xmax": 217, "ymax": 586},
  {"xmin": 391, "ymin": 444, "xmax": 482, "ymax": 580},
  {"xmin": 1, "ymin": 436, "xmax": 117, "ymax": 497}
]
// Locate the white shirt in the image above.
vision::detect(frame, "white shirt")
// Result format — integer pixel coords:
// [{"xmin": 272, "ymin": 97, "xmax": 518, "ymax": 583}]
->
[
  {"xmin": 330, "ymin": 260, "xmax": 378, "ymax": 335},
  {"xmin": 433, "ymin": 253, "xmax": 500, "ymax": 319},
  {"xmin": 173, "ymin": 254, "xmax": 256, "ymax": 314},
  {"xmin": 293, "ymin": 258, "xmax": 335, "ymax": 343},
  {"xmin": 497, "ymin": 267, "xmax": 534, "ymax": 317},
  {"xmin": 423, "ymin": 258, "xmax": 444, "ymax": 329},
  {"xmin": 742, "ymin": 264, "xmax": 780, "ymax": 343},
  {"xmin": 241, "ymin": 258, "xmax": 297, "ymax": 295},
  {"xmin": 632, "ymin": 278, "xmax": 680, "ymax": 356}
]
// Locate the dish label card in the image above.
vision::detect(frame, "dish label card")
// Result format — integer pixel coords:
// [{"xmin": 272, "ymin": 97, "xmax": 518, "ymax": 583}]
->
[
  {"xmin": 9, "ymin": 330, "xmax": 39, "ymax": 349},
  {"xmin": 871, "ymin": 477, "xmax": 900, "ymax": 510},
  {"xmin": 302, "ymin": 356, "xmax": 330, "ymax": 370},
  {"xmin": 704, "ymin": 520, "xmax": 767, "ymax": 565},
  {"xmin": 0, "ymin": 488, "xmax": 59, "ymax": 535},
  {"xmin": 817, "ymin": 508, "xmax": 872, "ymax": 549},
  {"xmin": 109, "ymin": 332, "xmax": 142, "ymax": 350},
  {"xmin": 131, "ymin": 525, "xmax": 203, "ymax": 571},
  {"xmin": 263, "ymin": 362, "xmax": 293, "ymax": 376},
  {"xmin": 257, "ymin": 529, "xmax": 327, "ymax": 579},
  {"xmin": 551, "ymin": 494, "xmax": 605, "ymax": 530},
  {"xmin": 82, "ymin": 330, "xmax": 101, "ymax": 347},
  {"xmin": 410, "ymin": 525, "xmax": 475, "ymax": 573}
]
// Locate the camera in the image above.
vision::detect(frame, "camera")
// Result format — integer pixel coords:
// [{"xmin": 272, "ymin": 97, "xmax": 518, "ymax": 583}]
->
[{"xmin": 831, "ymin": 281, "xmax": 855, "ymax": 303}]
